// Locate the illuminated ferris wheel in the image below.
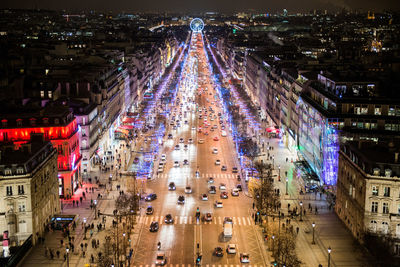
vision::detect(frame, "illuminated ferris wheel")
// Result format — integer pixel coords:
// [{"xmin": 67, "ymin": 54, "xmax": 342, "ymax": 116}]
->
[{"xmin": 190, "ymin": 18, "xmax": 204, "ymax": 32}]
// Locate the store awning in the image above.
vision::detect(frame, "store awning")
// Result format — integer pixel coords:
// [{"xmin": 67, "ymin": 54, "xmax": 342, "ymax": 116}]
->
[
  {"xmin": 122, "ymin": 117, "xmax": 137, "ymax": 123},
  {"xmin": 119, "ymin": 125, "xmax": 134, "ymax": 130}
]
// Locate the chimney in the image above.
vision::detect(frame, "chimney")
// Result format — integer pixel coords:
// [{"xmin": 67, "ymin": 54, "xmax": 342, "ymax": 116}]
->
[{"xmin": 395, "ymin": 152, "xmax": 399, "ymax": 163}]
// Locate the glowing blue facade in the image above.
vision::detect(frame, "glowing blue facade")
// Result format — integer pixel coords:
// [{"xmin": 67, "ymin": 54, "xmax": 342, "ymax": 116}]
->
[{"xmin": 297, "ymin": 97, "xmax": 339, "ymax": 185}]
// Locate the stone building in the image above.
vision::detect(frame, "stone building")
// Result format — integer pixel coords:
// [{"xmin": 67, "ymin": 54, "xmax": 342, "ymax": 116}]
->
[{"xmin": 0, "ymin": 133, "xmax": 59, "ymax": 252}]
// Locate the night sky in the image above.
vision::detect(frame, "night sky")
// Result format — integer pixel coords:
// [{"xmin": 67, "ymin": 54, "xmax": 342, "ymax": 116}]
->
[{"xmin": 0, "ymin": 0, "xmax": 398, "ymax": 13}]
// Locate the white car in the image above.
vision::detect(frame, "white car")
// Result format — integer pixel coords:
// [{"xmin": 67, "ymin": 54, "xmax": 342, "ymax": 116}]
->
[
  {"xmin": 155, "ymin": 252, "xmax": 167, "ymax": 265},
  {"xmin": 157, "ymin": 166, "xmax": 164, "ymax": 173},
  {"xmin": 161, "ymin": 154, "xmax": 167, "ymax": 161},
  {"xmin": 185, "ymin": 186, "xmax": 192, "ymax": 194},
  {"xmin": 215, "ymin": 201, "xmax": 223, "ymax": 208},
  {"xmin": 240, "ymin": 253, "xmax": 250, "ymax": 263},
  {"xmin": 179, "ymin": 138, "xmax": 184, "ymax": 143},
  {"xmin": 231, "ymin": 188, "xmax": 239, "ymax": 196},
  {"xmin": 174, "ymin": 161, "xmax": 180, "ymax": 167},
  {"xmin": 202, "ymin": 194, "xmax": 209, "ymax": 201},
  {"xmin": 175, "ymin": 145, "xmax": 180, "ymax": 150},
  {"xmin": 198, "ymin": 139, "xmax": 205, "ymax": 144},
  {"xmin": 219, "ymin": 183, "xmax": 226, "ymax": 190},
  {"xmin": 226, "ymin": 244, "xmax": 237, "ymax": 254},
  {"xmin": 192, "ymin": 127, "xmax": 196, "ymax": 130},
  {"xmin": 221, "ymin": 131, "xmax": 227, "ymax": 137},
  {"xmin": 212, "ymin": 148, "xmax": 218, "ymax": 154},
  {"xmin": 215, "ymin": 159, "xmax": 221, "ymax": 165},
  {"xmin": 188, "ymin": 138, "xmax": 193, "ymax": 144}
]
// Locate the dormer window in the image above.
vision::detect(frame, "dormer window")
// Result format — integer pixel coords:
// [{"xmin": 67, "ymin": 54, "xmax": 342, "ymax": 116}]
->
[
  {"xmin": 1, "ymin": 119, "xmax": 7, "ymax": 127},
  {"xmin": 16, "ymin": 119, "xmax": 23, "ymax": 127},
  {"xmin": 16, "ymin": 167, "xmax": 24, "ymax": 175},
  {"xmin": 54, "ymin": 118, "xmax": 59, "ymax": 125},
  {"xmin": 30, "ymin": 118, "xmax": 36, "ymax": 126},
  {"xmin": 43, "ymin": 118, "xmax": 49, "ymax": 125},
  {"xmin": 4, "ymin": 168, "xmax": 12, "ymax": 176}
]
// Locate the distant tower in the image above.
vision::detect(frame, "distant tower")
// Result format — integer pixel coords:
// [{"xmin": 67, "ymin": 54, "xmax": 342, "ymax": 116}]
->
[
  {"xmin": 283, "ymin": 9, "xmax": 288, "ymax": 17},
  {"xmin": 367, "ymin": 11, "xmax": 375, "ymax": 20}
]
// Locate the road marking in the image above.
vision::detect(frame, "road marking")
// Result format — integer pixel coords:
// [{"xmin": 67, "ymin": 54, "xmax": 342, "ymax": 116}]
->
[
  {"xmin": 184, "ymin": 216, "xmax": 188, "ymax": 224},
  {"xmin": 189, "ymin": 216, "xmax": 192, "ymax": 224},
  {"xmin": 247, "ymin": 217, "xmax": 252, "ymax": 225},
  {"xmin": 214, "ymin": 219, "xmax": 217, "ymax": 224},
  {"xmin": 237, "ymin": 217, "xmax": 241, "ymax": 225},
  {"xmin": 174, "ymin": 218, "xmax": 178, "ymax": 224},
  {"xmin": 236, "ymin": 265, "xmax": 240, "ymax": 267},
  {"xmin": 218, "ymin": 217, "xmax": 222, "ymax": 224},
  {"xmin": 188, "ymin": 265, "xmax": 191, "ymax": 267},
  {"xmin": 224, "ymin": 265, "xmax": 228, "ymax": 267},
  {"xmin": 179, "ymin": 216, "xmax": 184, "ymax": 224},
  {"xmin": 218, "ymin": 265, "xmax": 221, "ymax": 267},
  {"xmin": 232, "ymin": 217, "xmax": 237, "ymax": 224},
  {"xmin": 230, "ymin": 265, "xmax": 234, "ymax": 267}
]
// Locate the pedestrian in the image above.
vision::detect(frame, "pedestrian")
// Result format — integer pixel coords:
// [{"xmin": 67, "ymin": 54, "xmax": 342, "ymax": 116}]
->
[
  {"xmin": 80, "ymin": 196, "xmax": 83, "ymax": 203},
  {"xmin": 315, "ymin": 207, "xmax": 318, "ymax": 214},
  {"xmin": 92, "ymin": 239, "xmax": 96, "ymax": 248},
  {"xmin": 90, "ymin": 229, "xmax": 93, "ymax": 238},
  {"xmin": 83, "ymin": 191, "xmax": 86, "ymax": 199},
  {"xmin": 80, "ymin": 243, "xmax": 84, "ymax": 251},
  {"xmin": 91, "ymin": 254, "xmax": 95, "ymax": 263},
  {"xmin": 85, "ymin": 243, "xmax": 88, "ymax": 250},
  {"xmin": 97, "ymin": 239, "xmax": 100, "ymax": 247},
  {"xmin": 50, "ymin": 249, "xmax": 54, "ymax": 260},
  {"xmin": 72, "ymin": 200, "xmax": 75, "ymax": 207},
  {"xmin": 56, "ymin": 250, "xmax": 60, "ymax": 258},
  {"xmin": 296, "ymin": 226, "xmax": 299, "ymax": 234},
  {"xmin": 45, "ymin": 246, "xmax": 49, "ymax": 257},
  {"xmin": 60, "ymin": 239, "xmax": 64, "ymax": 247},
  {"xmin": 64, "ymin": 253, "xmax": 67, "ymax": 261}
]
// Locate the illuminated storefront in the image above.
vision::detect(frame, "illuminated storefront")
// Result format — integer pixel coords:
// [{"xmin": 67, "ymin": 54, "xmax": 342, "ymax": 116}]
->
[{"xmin": 297, "ymin": 97, "xmax": 339, "ymax": 185}]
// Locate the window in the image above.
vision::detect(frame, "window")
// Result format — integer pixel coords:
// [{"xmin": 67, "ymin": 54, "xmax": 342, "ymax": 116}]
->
[
  {"xmin": 30, "ymin": 118, "xmax": 36, "ymax": 126},
  {"xmin": 4, "ymin": 168, "xmax": 12, "ymax": 175},
  {"xmin": 383, "ymin": 203, "xmax": 389, "ymax": 214},
  {"xmin": 374, "ymin": 105, "xmax": 381, "ymax": 115},
  {"xmin": 16, "ymin": 119, "xmax": 23, "ymax": 126},
  {"xmin": 6, "ymin": 186, "xmax": 13, "ymax": 196},
  {"xmin": 395, "ymin": 244, "xmax": 400, "ymax": 256},
  {"xmin": 40, "ymin": 90, "xmax": 44, "ymax": 98},
  {"xmin": 389, "ymin": 106, "xmax": 395, "ymax": 116},
  {"xmin": 1, "ymin": 119, "xmax": 7, "ymax": 127},
  {"xmin": 371, "ymin": 202, "xmax": 378, "ymax": 213},
  {"xmin": 18, "ymin": 185, "xmax": 24, "ymax": 195},
  {"xmin": 16, "ymin": 167, "xmax": 24, "ymax": 175},
  {"xmin": 48, "ymin": 91, "xmax": 52, "ymax": 98},
  {"xmin": 82, "ymin": 117, "xmax": 86, "ymax": 125},
  {"xmin": 58, "ymin": 145, "xmax": 63, "ymax": 155},
  {"xmin": 354, "ymin": 105, "xmax": 361, "ymax": 115},
  {"xmin": 372, "ymin": 186, "xmax": 379, "ymax": 196},
  {"xmin": 18, "ymin": 203, "xmax": 26, "ymax": 212},
  {"xmin": 361, "ymin": 105, "xmax": 368, "ymax": 114},
  {"xmin": 384, "ymin": 187, "xmax": 390, "ymax": 197},
  {"xmin": 382, "ymin": 222, "xmax": 389, "ymax": 234},
  {"xmin": 370, "ymin": 220, "xmax": 377, "ymax": 232}
]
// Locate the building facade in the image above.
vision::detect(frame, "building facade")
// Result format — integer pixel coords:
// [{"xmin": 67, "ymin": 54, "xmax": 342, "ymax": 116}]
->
[{"xmin": 0, "ymin": 134, "xmax": 59, "ymax": 253}]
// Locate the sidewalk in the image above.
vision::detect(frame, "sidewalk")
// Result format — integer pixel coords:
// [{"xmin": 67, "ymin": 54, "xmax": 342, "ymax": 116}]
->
[{"xmin": 253, "ymin": 136, "xmax": 370, "ymax": 267}]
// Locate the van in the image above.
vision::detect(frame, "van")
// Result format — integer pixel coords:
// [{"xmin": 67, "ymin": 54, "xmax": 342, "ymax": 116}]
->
[{"xmin": 221, "ymin": 130, "xmax": 227, "ymax": 137}]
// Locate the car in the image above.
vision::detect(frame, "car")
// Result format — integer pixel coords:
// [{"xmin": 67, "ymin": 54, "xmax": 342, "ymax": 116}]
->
[
  {"xmin": 179, "ymin": 138, "xmax": 184, "ymax": 143},
  {"xmin": 188, "ymin": 138, "xmax": 193, "ymax": 144},
  {"xmin": 240, "ymin": 253, "xmax": 250, "ymax": 263},
  {"xmin": 185, "ymin": 186, "xmax": 192, "ymax": 194},
  {"xmin": 155, "ymin": 252, "xmax": 167, "ymax": 265},
  {"xmin": 215, "ymin": 201, "xmax": 223, "ymax": 208},
  {"xmin": 213, "ymin": 136, "xmax": 219, "ymax": 141},
  {"xmin": 231, "ymin": 188, "xmax": 239, "ymax": 196},
  {"xmin": 232, "ymin": 166, "xmax": 238, "ymax": 173},
  {"xmin": 172, "ymin": 126, "xmax": 177, "ymax": 130},
  {"xmin": 202, "ymin": 194, "xmax": 208, "ymax": 201},
  {"xmin": 183, "ymin": 159, "xmax": 189, "ymax": 165},
  {"xmin": 221, "ymin": 130, "xmax": 227, "ymax": 137},
  {"xmin": 214, "ymin": 247, "xmax": 223, "ymax": 257},
  {"xmin": 168, "ymin": 134, "xmax": 173, "ymax": 139},
  {"xmin": 184, "ymin": 144, "xmax": 188, "ymax": 149},
  {"xmin": 157, "ymin": 166, "xmax": 164, "ymax": 173},
  {"xmin": 175, "ymin": 144, "xmax": 180, "ymax": 150},
  {"xmin": 174, "ymin": 161, "xmax": 180, "ymax": 167},
  {"xmin": 178, "ymin": 195, "xmax": 185, "ymax": 204},
  {"xmin": 209, "ymin": 185, "xmax": 216, "ymax": 194},
  {"xmin": 164, "ymin": 214, "xmax": 174, "ymax": 224},
  {"xmin": 184, "ymin": 120, "xmax": 188, "ymax": 124},
  {"xmin": 219, "ymin": 183, "xmax": 226, "ymax": 190},
  {"xmin": 215, "ymin": 159, "xmax": 221, "ymax": 165},
  {"xmin": 150, "ymin": 221, "xmax": 159, "ymax": 232},
  {"xmin": 192, "ymin": 127, "xmax": 196, "ymax": 130},
  {"xmin": 210, "ymin": 127, "xmax": 215, "ymax": 132},
  {"xmin": 212, "ymin": 148, "xmax": 218, "ymax": 154},
  {"xmin": 145, "ymin": 193, "xmax": 157, "ymax": 201},
  {"xmin": 226, "ymin": 244, "xmax": 237, "ymax": 254},
  {"xmin": 204, "ymin": 212, "xmax": 213, "ymax": 222},
  {"xmin": 208, "ymin": 177, "xmax": 214, "ymax": 183},
  {"xmin": 220, "ymin": 192, "xmax": 228, "ymax": 199},
  {"xmin": 161, "ymin": 154, "xmax": 167, "ymax": 161},
  {"xmin": 146, "ymin": 206, "xmax": 154, "ymax": 215},
  {"xmin": 133, "ymin": 157, "xmax": 139, "ymax": 164},
  {"xmin": 169, "ymin": 182, "xmax": 176, "ymax": 191},
  {"xmin": 221, "ymin": 165, "xmax": 227, "ymax": 171},
  {"xmin": 204, "ymin": 131, "xmax": 209, "ymax": 135},
  {"xmin": 198, "ymin": 139, "xmax": 205, "ymax": 144},
  {"xmin": 236, "ymin": 184, "xmax": 242, "ymax": 191}
]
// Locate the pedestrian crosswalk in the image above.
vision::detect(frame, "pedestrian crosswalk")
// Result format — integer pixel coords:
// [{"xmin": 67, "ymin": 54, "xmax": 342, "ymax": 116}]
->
[
  {"xmin": 157, "ymin": 173, "xmax": 239, "ymax": 179},
  {"xmin": 133, "ymin": 264, "xmax": 260, "ymax": 267},
  {"xmin": 138, "ymin": 215, "xmax": 254, "ymax": 226}
]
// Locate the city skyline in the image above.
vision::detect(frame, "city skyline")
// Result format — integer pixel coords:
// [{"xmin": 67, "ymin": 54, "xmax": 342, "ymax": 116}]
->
[{"xmin": 1, "ymin": 0, "xmax": 399, "ymax": 13}]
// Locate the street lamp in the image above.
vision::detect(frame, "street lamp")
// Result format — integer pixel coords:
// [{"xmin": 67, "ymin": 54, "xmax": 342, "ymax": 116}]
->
[
  {"xmin": 278, "ymin": 165, "xmax": 281, "ymax": 181},
  {"xmin": 285, "ymin": 177, "xmax": 289, "ymax": 195},
  {"xmin": 66, "ymin": 247, "xmax": 70, "ymax": 267},
  {"xmin": 328, "ymin": 246, "xmax": 332, "ymax": 267},
  {"xmin": 83, "ymin": 218, "xmax": 87, "ymax": 240},
  {"xmin": 300, "ymin": 201, "xmax": 303, "ymax": 221},
  {"xmin": 271, "ymin": 235, "xmax": 275, "ymax": 253},
  {"xmin": 312, "ymin": 222, "xmax": 316, "ymax": 244},
  {"xmin": 94, "ymin": 199, "xmax": 98, "ymax": 219}
]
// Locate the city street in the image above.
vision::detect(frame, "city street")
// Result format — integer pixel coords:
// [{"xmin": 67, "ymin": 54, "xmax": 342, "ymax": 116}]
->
[{"xmin": 130, "ymin": 32, "xmax": 267, "ymax": 267}]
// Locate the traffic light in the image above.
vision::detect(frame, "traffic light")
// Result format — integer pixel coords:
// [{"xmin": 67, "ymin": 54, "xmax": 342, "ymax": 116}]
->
[{"xmin": 233, "ymin": 29, "xmax": 237, "ymax": 34}]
